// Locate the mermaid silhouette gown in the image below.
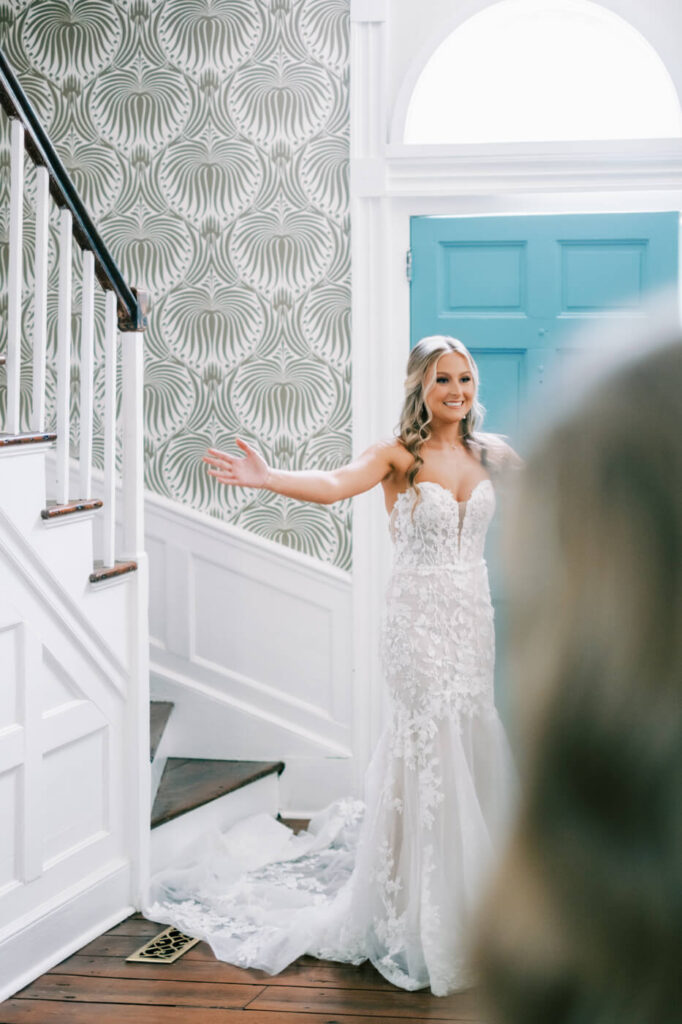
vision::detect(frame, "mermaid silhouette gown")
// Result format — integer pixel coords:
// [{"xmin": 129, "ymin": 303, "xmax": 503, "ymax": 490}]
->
[{"xmin": 146, "ymin": 476, "xmax": 518, "ymax": 996}]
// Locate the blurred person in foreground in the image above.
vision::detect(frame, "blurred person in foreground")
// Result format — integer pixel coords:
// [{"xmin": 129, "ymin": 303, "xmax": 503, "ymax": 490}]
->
[{"xmin": 473, "ymin": 333, "xmax": 682, "ymax": 1024}]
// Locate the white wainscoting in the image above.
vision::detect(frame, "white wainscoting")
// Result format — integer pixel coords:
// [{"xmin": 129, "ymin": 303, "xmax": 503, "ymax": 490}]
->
[
  {"xmin": 145, "ymin": 493, "xmax": 355, "ymax": 814},
  {"xmin": 0, "ymin": 449, "xmax": 148, "ymax": 1000},
  {"xmin": 0, "ymin": 582, "xmax": 132, "ymax": 1001}
]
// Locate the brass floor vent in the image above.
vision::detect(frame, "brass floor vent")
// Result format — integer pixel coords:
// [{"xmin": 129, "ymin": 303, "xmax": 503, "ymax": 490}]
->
[{"xmin": 126, "ymin": 926, "xmax": 201, "ymax": 963}]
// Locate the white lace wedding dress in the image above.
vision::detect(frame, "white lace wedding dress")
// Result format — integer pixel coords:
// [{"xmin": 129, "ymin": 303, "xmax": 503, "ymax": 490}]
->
[{"xmin": 146, "ymin": 476, "xmax": 518, "ymax": 995}]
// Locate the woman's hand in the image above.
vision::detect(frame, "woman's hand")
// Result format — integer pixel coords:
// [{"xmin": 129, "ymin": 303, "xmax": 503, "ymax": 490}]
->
[
  {"xmin": 203, "ymin": 438, "xmax": 270, "ymax": 489},
  {"xmin": 204, "ymin": 437, "xmax": 397, "ymax": 505}
]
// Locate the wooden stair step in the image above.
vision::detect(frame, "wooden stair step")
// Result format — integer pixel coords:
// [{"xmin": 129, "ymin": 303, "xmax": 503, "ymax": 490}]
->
[
  {"xmin": 0, "ymin": 431, "xmax": 57, "ymax": 447},
  {"xmin": 89, "ymin": 560, "xmax": 137, "ymax": 584},
  {"xmin": 278, "ymin": 817, "xmax": 310, "ymax": 834},
  {"xmin": 149, "ymin": 701, "xmax": 174, "ymax": 762},
  {"xmin": 151, "ymin": 759, "xmax": 285, "ymax": 829},
  {"xmin": 41, "ymin": 498, "xmax": 103, "ymax": 519}
]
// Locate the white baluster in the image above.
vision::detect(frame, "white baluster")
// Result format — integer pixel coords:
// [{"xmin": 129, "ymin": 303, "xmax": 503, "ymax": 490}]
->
[
  {"xmin": 78, "ymin": 250, "xmax": 94, "ymax": 498},
  {"xmin": 55, "ymin": 207, "xmax": 72, "ymax": 505},
  {"xmin": 102, "ymin": 290, "xmax": 117, "ymax": 568},
  {"xmin": 121, "ymin": 330, "xmax": 144, "ymax": 559},
  {"xmin": 6, "ymin": 118, "xmax": 24, "ymax": 434},
  {"xmin": 31, "ymin": 165, "xmax": 49, "ymax": 432}
]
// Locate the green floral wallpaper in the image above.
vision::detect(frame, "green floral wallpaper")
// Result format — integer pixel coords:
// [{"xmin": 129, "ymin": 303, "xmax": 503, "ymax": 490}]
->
[{"xmin": 0, "ymin": 0, "xmax": 352, "ymax": 570}]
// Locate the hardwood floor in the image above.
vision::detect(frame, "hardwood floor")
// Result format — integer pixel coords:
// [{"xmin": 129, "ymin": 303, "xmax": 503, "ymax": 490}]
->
[{"xmin": 0, "ymin": 913, "xmax": 485, "ymax": 1023}]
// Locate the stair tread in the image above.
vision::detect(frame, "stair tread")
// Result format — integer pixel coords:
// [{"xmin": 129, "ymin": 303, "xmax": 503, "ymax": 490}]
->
[
  {"xmin": 0, "ymin": 431, "xmax": 57, "ymax": 446},
  {"xmin": 151, "ymin": 758, "xmax": 284, "ymax": 829},
  {"xmin": 149, "ymin": 701, "xmax": 174, "ymax": 762},
  {"xmin": 42, "ymin": 498, "xmax": 103, "ymax": 519},
  {"xmin": 89, "ymin": 560, "xmax": 137, "ymax": 583}
]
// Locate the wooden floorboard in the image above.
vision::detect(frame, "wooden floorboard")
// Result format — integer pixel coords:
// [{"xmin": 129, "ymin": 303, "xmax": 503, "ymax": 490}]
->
[
  {"xmin": 0, "ymin": 1006, "xmax": 460, "ymax": 1024},
  {"xmin": 51, "ymin": 953, "xmax": 406, "ymax": 991},
  {"xmin": 0, "ymin": 913, "xmax": 484, "ymax": 1023},
  {"xmin": 248, "ymin": 985, "xmax": 479, "ymax": 1020}
]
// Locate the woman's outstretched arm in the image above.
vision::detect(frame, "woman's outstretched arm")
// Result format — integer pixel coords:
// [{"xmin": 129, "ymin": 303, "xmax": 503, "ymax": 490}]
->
[{"xmin": 203, "ymin": 437, "xmax": 397, "ymax": 505}]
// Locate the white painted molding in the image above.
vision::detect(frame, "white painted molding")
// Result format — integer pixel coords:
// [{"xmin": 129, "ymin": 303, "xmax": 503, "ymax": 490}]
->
[
  {"xmin": 145, "ymin": 489, "xmax": 351, "ymax": 587},
  {"xmin": 388, "ymin": 0, "xmax": 682, "ymax": 149},
  {"xmin": 0, "ymin": 861, "xmax": 132, "ymax": 1002},
  {"xmin": 42, "ymin": 509, "xmax": 99, "ymax": 530},
  {"xmin": 384, "ymin": 140, "xmax": 682, "ymax": 196},
  {"xmin": 350, "ymin": 157, "xmax": 386, "ymax": 197},
  {"xmin": 351, "ymin": 0, "xmax": 388, "ymax": 23},
  {"xmin": 0, "ymin": 440, "xmax": 53, "ymax": 461},
  {"xmin": 150, "ymin": 657, "xmax": 352, "ymax": 758},
  {"xmin": 0, "ymin": 506, "xmax": 127, "ymax": 689}
]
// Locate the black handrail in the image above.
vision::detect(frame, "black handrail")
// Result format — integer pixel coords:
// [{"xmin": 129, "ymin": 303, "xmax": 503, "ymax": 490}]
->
[{"xmin": 0, "ymin": 48, "xmax": 147, "ymax": 331}]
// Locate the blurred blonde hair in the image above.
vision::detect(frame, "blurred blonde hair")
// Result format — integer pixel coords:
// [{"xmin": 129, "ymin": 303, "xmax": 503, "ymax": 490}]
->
[{"xmin": 473, "ymin": 336, "xmax": 682, "ymax": 1024}]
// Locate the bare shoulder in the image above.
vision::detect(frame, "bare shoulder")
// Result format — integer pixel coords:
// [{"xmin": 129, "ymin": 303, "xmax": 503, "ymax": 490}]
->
[
  {"xmin": 378, "ymin": 438, "xmax": 411, "ymax": 473},
  {"xmin": 372, "ymin": 436, "xmax": 413, "ymax": 472},
  {"xmin": 350, "ymin": 437, "xmax": 411, "ymax": 484},
  {"xmin": 477, "ymin": 432, "xmax": 524, "ymax": 470}
]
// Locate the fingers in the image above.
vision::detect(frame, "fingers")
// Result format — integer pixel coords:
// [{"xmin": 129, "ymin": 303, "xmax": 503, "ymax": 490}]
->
[
  {"xmin": 205, "ymin": 440, "xmax": 251, "ymax": 463},
  {"xmin": 204, "ymin": 439, "xmax": 253, "ymax": 480},
  {"xmin": 235, "ymin": 437, "xmax": 250, "ymax": 452},
  {"xmin": 202, "ymin": 453, "xmax": 231, "ymax": 469},
  {"xmin": 206, "ymin": 468, "xmax": 235, "ymax": 484}
]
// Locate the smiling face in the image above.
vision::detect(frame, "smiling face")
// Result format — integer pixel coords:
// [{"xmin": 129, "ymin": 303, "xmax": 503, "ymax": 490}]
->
[{"xmin": 425, "ymin": 351, "xmax": 476, "ymax": 426}]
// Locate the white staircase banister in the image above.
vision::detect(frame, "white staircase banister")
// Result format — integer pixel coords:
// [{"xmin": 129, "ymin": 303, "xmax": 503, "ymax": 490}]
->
[
  {"xmin": 0, "ymin": 49, "xmax": 146, "ymax": 333},
  {"xmin": 31, "ymin": 165, "xmax": 49, "ymax": 433},
  {"xmin": 102, "ymin": 291, "xmax": 117, "ymax": 568},
  {"xmin": 79, "ymin": 250, "xmax": 95, "ymax": 500},
  {"xmin": 6, "ymin": 117, "xmax": 23, "ymax": 434},
  {"xmin": 55, "ymin": 207, "xmax": 72, "ymax": 506}
]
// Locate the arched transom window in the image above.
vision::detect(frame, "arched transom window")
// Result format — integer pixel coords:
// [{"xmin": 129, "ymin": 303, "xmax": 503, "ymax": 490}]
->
[{"xmin": 404, "ymin": 0, "xmax": 682, "ymax": 145}]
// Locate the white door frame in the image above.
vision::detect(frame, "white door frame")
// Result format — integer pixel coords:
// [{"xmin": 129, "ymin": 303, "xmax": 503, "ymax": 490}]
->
[{"xmin": 349, "ymin": 0, "xmax": 682, "ymax": 782}]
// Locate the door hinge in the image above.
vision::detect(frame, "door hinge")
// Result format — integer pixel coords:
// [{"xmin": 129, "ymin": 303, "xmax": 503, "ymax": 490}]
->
[{"xmin": 405, "ymin": 248, "xmax": 412, "ymax": 282}]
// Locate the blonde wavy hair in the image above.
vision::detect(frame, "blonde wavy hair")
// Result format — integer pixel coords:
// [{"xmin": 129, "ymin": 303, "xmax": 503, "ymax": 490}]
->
[{"xmin": 395, "ymin": 335, "xmax": 489, "ymax": 496}]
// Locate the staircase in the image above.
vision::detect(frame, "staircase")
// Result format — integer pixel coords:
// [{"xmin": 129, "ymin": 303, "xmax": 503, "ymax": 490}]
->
[
  {"xmin": 0, "ymin": 47, "xmax": 293, "ymax": 1001},
  {"xmin": 0, "ymin": 48, "xmax": 150, "ymax": 1001},
  {"xmin": 148, "ymin": 701, "xmax": 284, "ymax": 875}
]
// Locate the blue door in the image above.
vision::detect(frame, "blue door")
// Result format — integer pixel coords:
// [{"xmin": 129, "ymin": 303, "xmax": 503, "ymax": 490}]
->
[
  {"xmin": 411, "ymin": 212, "xmax": 679, "ymax": 441},
  {"xmin": 410, "ymin": 212, "xmax": 679, "ymax": 716}
]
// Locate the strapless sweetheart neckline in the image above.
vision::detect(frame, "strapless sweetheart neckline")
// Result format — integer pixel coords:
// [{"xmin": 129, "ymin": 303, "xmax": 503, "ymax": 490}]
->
[{"xmin": 389, "ymin": 476, "xmax": 493, "ymax": 519}]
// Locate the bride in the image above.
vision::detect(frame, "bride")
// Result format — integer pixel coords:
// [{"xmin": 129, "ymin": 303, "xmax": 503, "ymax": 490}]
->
[{"xmin": 146, "ymin": 335, "xmax": 522, "ymax": 996}]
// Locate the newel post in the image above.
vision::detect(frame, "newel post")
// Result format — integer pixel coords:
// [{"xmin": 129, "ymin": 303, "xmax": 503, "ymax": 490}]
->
[
  {"xmin": 118, "ymin": 288, "xmax": 150, "ymax": 909},
  {"xmin": 119, "ymin": 289, "xmax": 149, "ymax": 561}
]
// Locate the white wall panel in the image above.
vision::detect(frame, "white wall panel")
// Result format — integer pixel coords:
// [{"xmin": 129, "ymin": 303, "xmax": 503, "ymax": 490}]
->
[
  {"xmin": 0, "ymin": 624, "xmax": 20, "ymax": 728},
  {"xmin": 146, "ymin": 535, "xmax": 166, "ymax": 648},
  {"xmin": 193, "ymin": 555, "xmax": 334, "ymax": 710},
  {"xmin": 42, "ymin": 731, "xmax": 107, "ymax": 867},
  {"xmin": 0, "ymin": 454, "xmax": 143, "ymax": 999},
  {"xmin": 41, "ymin": 647, "xmax": 82, "ymax": 712},
  {"xmin": 0, "ymin": 769, "xmax": 19, "ymax": 893}
]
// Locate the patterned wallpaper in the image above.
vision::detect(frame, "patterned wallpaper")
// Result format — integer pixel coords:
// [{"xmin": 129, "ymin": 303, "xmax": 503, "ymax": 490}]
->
[{"xmin": 0, "ymin": 0, "xmax": 352, "ymax": 570}]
